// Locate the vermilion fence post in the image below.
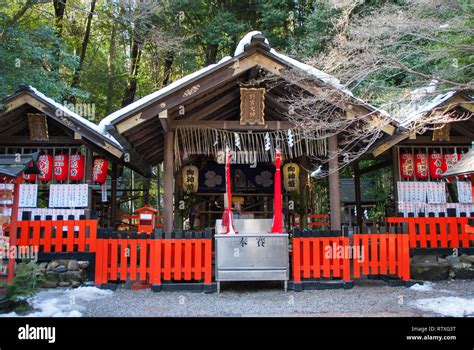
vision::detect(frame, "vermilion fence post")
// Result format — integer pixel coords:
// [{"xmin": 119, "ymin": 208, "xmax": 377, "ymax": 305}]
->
[
  {"xmin": 195, "ymin": 238, "xmax": 202, "ymax": 280},
  {"xmin": 204, "ymin": 238, "xmax": 212, "ymax": 284},
  {"xmin": 174, "ymin": 239, "xmax": 182, "ymax": 280},
  {"xmin": 184, "ymin": 238, "xmax": 192, "ymax": 280},
  {"xmin": 302, "ymin": 236, "xmax": 311, "ymax": 278},
  {"xmin": 312, "ymin": 238, "xmax": 320, "ymax": 279},
  {"xmin": 163, "ymin": 239, "xmax": 172, "ymax": 280},
  {"xmin": 139, "ymin": 239, "xmax": 148, "ymax": 281},
  {"xmin": 94, "ymin": 239, "xmax": 103, "ymax": 285},
  {"xmin": 292, "ymin": 237, "xmax": 301, "ymax": 283},
  {"xmin": 119, "ymin": 239, "xmax": 128, "ymax": 281}
]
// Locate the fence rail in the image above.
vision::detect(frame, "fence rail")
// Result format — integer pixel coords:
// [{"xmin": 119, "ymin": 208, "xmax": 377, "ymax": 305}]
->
[
  {"xmin": 16, "ymin": 219, "xmax": 97, "ymax": 253},
  {"xmin": 353, "ymin": 233, "xmax": 410, "ymax": 281},
  {"xmin": 386, "ymin": 217, "xmax": 474, "ymax": 249},
  {"xmin": 292, "ymin": 230, "xmax": 351, "ymax": 282},
  {"xmin": 94, "ymin": 235, "xmax": 213, "ymax": 286}
]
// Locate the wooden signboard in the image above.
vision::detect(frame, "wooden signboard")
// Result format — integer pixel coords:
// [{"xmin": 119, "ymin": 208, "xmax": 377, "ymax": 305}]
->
[
  {"xmin": 240, "ymin": 88, "xmax": 265, "ymax": 125},
  {"xmin": 27, "ymin": 113, "xmax": 49, "ymax": 141}
]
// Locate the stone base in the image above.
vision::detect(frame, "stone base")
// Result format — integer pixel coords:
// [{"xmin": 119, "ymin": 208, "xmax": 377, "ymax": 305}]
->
[
  {"xmin": 288, "ymin": 279, "xmax": 353, "ymax": 291},
  {"xmin": 151, "ymin": 282, "xmax": 217, "ymax": 293}
]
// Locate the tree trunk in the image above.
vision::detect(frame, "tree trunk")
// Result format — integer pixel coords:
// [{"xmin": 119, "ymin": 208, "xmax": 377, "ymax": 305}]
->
[
  {"xmin": 204, "ymin": 44, "xmax": 218, "ymax": 65},
  {"xmin": 122, "ymin": 37, "xmax": 142, "ymax": 107},
  {"xmin": 52, "ymin": 0, "xmax": 67, "ymax": 36},
  {"xmin": 71, "ymin": 0, "xmax": 97, "ymax": 91},
  {"xmin": 105, "ymin": 22, "xmax": 117, "ymax": 114},
  {"xmin": 162, "ymin": 50, "xmax": 174, "ymax": 87}
]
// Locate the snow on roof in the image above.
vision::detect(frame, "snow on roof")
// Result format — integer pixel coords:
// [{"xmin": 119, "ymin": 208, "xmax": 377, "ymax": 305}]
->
[
  {"xmin": 234, "ymin": 30, "xmax": 270, "ymax": 56},
  {"xmin": 396, "ymin": 91, "xmax": 456, "ymax": 127},
  {"xmin": 27, "ymin": 86, "xmax": 123, "ymax": 150},
  {"xmin": 98, "ymin": 56, "xmax": 232, "ymax": 129},
  {"xmin": 101, "ymin": 31, "xmax": 389, "ymax": 129}
]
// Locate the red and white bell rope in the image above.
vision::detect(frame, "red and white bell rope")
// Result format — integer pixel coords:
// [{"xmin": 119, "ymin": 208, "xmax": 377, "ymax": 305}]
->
[
  {"xmin": 221, "ymin": 148, "xmax": 237, "ymax": 234},
  {"xmin": 271, "ymin": 148, "xmax": 283, "ymax": 233}
]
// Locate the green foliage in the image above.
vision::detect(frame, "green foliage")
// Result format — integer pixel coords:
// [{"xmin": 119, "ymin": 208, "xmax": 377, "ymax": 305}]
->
[
  {"xmin": 0, "ymin": 261, "xmax": 37, "ymax": 302},
  {"xmin": 0, "ymin": 14, "xmax": 80, "ymax": 103}
]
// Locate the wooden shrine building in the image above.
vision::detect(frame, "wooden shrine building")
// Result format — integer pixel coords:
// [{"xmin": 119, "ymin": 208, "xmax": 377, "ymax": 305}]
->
[
  {"xmin": 356, "ymin": 90, "xmax": 474, "ymax": 225},
  {"xmin": 0, "ymin": 85, "xmax": 152, "ymax": 227},
  {"xmin": 100, "ymin": 31, "xmax": 394, "ymax": 233}
]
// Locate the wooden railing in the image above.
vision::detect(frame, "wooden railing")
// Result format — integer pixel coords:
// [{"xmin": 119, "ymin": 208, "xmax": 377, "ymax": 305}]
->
[
  {"xmin": 386, "ymin": 216, "xmax": 474, "ymax": 249},
  {"xmin": 292, "ymin": 229, "xmax": 351, "ymax": 282},
  {"xmin": 15, "ymin": 219, "xmax": 97, "ymax": 253},
  {"xmin": 94, "ymin": 233, "xmax": 213, "ymax": 286},
  {"xmin": 289, "ymin": 213, "xmax": 330, "ymax": 229},
  {"xmin": 353, "ymin": 233, "xmax": 410, "ymax": 281}
]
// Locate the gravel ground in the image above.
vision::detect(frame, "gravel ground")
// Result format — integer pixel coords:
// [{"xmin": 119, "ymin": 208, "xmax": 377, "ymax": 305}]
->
[{"xmin": 80, "ymin": 279, "xmax": 474, "ymax": 317}]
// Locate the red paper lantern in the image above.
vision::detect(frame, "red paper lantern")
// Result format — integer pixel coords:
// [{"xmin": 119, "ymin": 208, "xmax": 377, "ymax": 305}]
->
[
  {"xmin": 53, "ymin": 154, "xmax": 69, "ymax": 181},
  {"xmin": 400, "ymin": 153, "xmax": 414, "ymax": 178},
  {"xmin": 38, "ymin": 154, "xmax": 53, "ymax": 182},
  {"xmin": 429, "ymin": 153, "xmax": 443, "ymax": 179},
  {"xmin": 92, "ymin": 158, "xmax": 108, "ymax": 183},
  {"xmin": 69, "ymin": 154, "xmax": 85, "ymax": 181},
  {"xmin": 414, "ymin": 153, "xmax": 428, "ymax": 179}
]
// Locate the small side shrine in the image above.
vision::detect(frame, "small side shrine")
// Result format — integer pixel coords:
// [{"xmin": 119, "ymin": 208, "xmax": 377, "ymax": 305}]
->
[{"xmin": 0, "ymin": 86, "xmax": 152, "ymax": 228}]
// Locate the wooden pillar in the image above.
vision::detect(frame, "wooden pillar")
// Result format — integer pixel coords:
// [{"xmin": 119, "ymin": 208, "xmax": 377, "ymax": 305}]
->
[
  {"xmin": 163, "ymin": 131, "xmax": 174, "ymax": 233},
  {"xmin": 354, "ymin": 160, "xmax": 363, "ymax": 229},
  {"xmin": 392, "ymin": 147, "xmax": 400, "ymax": 206},
  {"xmin": 328, "ymin": 135, "xmax": 341, "ymax": 230},
  {"xmin": 7, "ymin": 177, "xmax": 22, "ymax": 282},
  {"xmin": 142, "ymin": 177, "xmax": 151, "ymax": 206},
  {"xmin": 157, "ymin": 164, "xmax": 162, "ymax": 211},
  {"xmin": 110, "ymin": 162, "xmax": 118, "ymax": 228},
  {"xmin": 85, "ymin": 148, "xmax": 94, "ymax": 218},
  {"xmin": 174, "ymin": 167, "xmax": 183, "ymax": 230}
]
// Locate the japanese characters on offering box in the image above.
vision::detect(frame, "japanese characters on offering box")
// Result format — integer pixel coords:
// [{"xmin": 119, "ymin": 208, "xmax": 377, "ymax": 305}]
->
[
  {"xmin": 18, "ymin": 184, "xmax": 38, "ymax": 208},
  {"xmin": 49, "ymin": 184, "xmax": 88, "ymax": 208}
]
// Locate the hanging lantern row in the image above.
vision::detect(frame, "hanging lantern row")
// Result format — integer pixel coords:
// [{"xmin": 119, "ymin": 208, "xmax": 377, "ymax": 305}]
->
[
  {"xmin": 400, "ymin": 152, "xmax": 461, "ymax": 179},
  {"xmin": 22, "ymin": 154, "xmax": 105, "ymax": 183}
]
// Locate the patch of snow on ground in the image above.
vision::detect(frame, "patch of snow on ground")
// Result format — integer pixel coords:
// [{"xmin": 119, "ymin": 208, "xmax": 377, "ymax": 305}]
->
[
  {"xmin": 1, "ymin": 287, "xmax": 113, "ymax": 317},
  {"xmin": 411, "ymin": 297, "xmax": 474, "ymax": 317},
  {"xmin": 409, "ymin": 282, "xmax": 433, "ymax": 292}
]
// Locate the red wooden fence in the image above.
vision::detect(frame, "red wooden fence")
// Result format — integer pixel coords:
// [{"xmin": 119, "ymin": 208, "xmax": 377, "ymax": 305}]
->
[
  {"xmin": 292, "ymin": 233, "xmax": 351, "ymax": 282},
  {"xmin": 94, "ymin": 237, "xmax": 213, "ymax": 285},
  {"xmin": 353, "ymin": 233, "xmax": 410, "ymax": 281},
  {"xmin": 386, "ymin": 217, "xmax": 474, "ymax": 249},
  {"xmin": 16, "ymin": 220, "xmax": 97, "ymax": 253},
  {"xmin": 289, "ymin": 213, "xmax": 330, "ymax": 229}
]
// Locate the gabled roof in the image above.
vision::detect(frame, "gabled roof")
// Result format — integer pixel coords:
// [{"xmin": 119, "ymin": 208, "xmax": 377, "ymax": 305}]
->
[
  {"xmin": 100, "ymin": 31, "xmax": 389, "ymax": 130},
  {"xmin": 371, "ymin": 90, "xmax": 474, "ymax": 157},
  {"xmin": 0, "ymin": 152, "xmax": 39, "ymax": 178},
  {"xmin": 0, "ymin": 86, "xmax": 153, "ymax": 177},
  {"xmin": 99, "ymin": 31, "xmax": 393, "ymax": 166},
  {"xmin": 443, "ymin": 147, "xmax": 474, "ymax": 177}
]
